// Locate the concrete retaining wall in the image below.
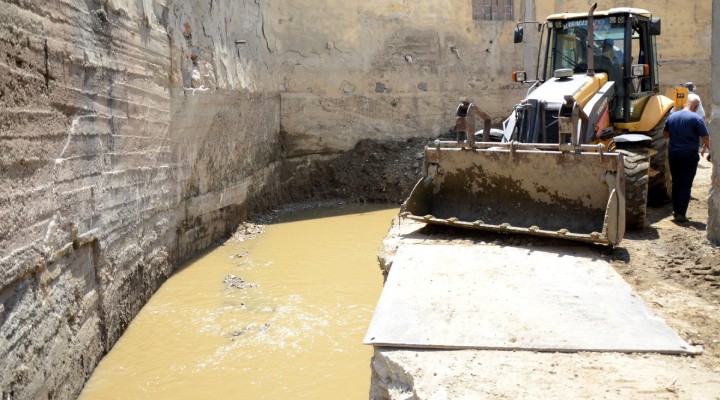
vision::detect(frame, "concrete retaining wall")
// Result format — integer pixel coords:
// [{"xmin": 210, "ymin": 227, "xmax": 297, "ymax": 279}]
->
[{"xmin": 0, "ymin": 1, "xmax": 282, "ymax": 398}]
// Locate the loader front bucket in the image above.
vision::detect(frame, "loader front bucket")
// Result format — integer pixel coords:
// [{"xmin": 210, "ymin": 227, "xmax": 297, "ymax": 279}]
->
[{"xmin": 400, "ymin": 142, "xmax": 626, "ymax": 245}]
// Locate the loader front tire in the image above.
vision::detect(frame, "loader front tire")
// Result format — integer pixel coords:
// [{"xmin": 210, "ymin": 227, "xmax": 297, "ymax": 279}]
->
[
  {"xmin": 617, "ymin": 148, "xmax": 649, "ymax": 229},
  {"xmin": 647, "ymin": 110, "xmax": 672, "ymax": 205}
]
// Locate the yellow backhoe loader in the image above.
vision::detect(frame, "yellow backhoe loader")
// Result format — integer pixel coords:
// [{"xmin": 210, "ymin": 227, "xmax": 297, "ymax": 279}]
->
[{"xmin": 401, "ymin": 4, "xmax": 678, "ymax": 246}]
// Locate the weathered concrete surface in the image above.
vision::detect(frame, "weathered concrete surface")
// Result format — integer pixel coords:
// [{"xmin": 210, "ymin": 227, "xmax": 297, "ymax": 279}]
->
[
  {"xmin": 0, "ymin": 1, "xmax": 282, "ymax": 398},
  {"xmin": 270, "ymin": 0, "xmax": 532, "ymax": 157},
  {"xmin": 371, "ymin": 348, "xmax": 720, "ymax": 400},
  {"xmin": 1, "ymin": 2, "xmax": 173, "ymax": 398},
  {"xmin": 370, "ymin": 219, "xmax": 720, "ymax": 400},
  {"xmin": 366, "ymin": 244, "xmax": 694, "ymax": 354}
]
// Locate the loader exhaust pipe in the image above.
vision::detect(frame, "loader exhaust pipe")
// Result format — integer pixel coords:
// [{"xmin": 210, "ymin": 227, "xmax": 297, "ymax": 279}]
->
[
  {"xmin": 586, "ymin": 3, "xmax": 597, "ymax": 76},
  {"xmin": 455, "ymin": 99, "xmax": 492, "ymax": 146}
]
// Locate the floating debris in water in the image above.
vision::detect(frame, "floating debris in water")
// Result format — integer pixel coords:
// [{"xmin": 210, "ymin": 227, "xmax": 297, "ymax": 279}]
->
[
  {"xmin": 230, "ymin": 323, "xmax": 257, "ymax": 338},
  {"xmin": 224, "ymin": 274, "xmax": 259, "ymax": 289},
  {"xmin": 228, "ymin": 250, "xmax": 248, "ymax": 259}
]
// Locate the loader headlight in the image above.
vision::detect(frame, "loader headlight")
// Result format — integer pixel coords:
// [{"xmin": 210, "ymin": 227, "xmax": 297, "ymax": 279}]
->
[
  {"xmin": 553, "ymin": 68, "xmax": 573, "ymax": 79},
  {"xmin": 512, "ymin": 71, "xmax": 527, "ymax": 82}
]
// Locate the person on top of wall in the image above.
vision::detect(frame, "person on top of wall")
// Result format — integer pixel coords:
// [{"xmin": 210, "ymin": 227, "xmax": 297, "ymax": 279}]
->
[{"xmin": 663, "ymin": 94, "xmax": 710, "ymax": 223}]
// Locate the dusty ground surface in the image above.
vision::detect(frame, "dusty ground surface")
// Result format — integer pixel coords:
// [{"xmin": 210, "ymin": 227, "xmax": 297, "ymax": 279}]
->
[{"xmin": 609, "ymin": 155, "xmax": 720, "ymax": 367}]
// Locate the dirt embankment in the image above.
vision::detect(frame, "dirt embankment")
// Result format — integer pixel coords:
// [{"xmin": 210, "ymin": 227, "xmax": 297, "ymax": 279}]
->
[{"xmin": 249, "ymin": 137, "xmax": 429, "ymax": 216}]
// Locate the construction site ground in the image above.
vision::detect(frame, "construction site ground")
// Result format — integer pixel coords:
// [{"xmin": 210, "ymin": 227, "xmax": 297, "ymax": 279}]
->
[{"xmin": 372, "ymin": 155, "xmax": 720, "ymax": 399}]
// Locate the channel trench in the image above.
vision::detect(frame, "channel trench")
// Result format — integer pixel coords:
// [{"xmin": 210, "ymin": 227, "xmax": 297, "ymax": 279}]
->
[{"xmin": 79, "ymin": 203, "xmax": 400, "ymax": 399}]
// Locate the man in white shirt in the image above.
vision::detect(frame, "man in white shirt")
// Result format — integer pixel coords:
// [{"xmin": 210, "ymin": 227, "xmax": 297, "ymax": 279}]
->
[{"xmin": 684, "ymin": 82, "xmax": 706, "ymax": 119}]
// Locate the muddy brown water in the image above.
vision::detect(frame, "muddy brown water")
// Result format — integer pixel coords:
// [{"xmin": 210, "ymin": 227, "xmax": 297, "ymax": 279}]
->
[{"xmin": 79, "ymin": 204, "xmax": 398, "ymax": 399}]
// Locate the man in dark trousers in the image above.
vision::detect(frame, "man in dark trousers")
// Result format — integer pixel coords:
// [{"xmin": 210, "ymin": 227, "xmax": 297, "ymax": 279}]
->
[{"xmin": 663, "ymin": 94, "xmax": 710, "ymax": 223}]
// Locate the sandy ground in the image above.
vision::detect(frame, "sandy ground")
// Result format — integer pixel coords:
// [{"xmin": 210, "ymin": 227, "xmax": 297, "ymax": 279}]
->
[{"xmin": 608, "ymin": 155, "xmax": 720, "ymax": 372}]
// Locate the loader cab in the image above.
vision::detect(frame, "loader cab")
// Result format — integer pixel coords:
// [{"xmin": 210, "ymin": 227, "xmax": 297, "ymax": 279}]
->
[{"xmin": 541, "ymin": 9, "xmax": 661, "ymax": 124}]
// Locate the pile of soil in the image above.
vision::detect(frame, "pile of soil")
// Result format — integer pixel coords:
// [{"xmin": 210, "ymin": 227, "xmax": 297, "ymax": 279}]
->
[{"xmin": 249, "ymin": 137, "xmax": 429, "ymax": 219}]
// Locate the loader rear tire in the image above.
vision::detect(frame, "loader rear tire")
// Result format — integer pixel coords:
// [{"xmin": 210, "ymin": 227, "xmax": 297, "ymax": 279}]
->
[
  {"xmin": 617, "ymin": 148, "xmax": 649, "ymax": 229},
  {"xmin": 647, "ymin": 110, "xmax": 672, "ymax": 205}
]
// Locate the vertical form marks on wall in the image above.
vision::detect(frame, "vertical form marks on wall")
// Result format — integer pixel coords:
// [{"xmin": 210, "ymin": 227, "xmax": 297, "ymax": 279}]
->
[{"xmin": 472, "ymin": 0, "xmax": 514, "ymax": 21}]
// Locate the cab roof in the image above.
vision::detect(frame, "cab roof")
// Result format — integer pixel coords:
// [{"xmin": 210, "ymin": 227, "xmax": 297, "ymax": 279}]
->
[{"xmin": 547, "ymin": 7, "xmax": 651, "ymax": 21}]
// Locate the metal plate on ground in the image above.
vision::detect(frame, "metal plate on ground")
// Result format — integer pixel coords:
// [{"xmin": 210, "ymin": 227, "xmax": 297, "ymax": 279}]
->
[{"xmin": 364, "ymin": 244, "xmax": 697, "ymax": 355}]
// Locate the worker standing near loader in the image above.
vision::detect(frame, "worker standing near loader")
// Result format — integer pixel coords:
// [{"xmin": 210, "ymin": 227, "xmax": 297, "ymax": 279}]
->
[
  {"xmin": 663, "ymin": 94, "xmax": 710, "ymax": 223},
  {"xmin": 683, "ymin": 82, "xmax": 712, "ymax": 161}
]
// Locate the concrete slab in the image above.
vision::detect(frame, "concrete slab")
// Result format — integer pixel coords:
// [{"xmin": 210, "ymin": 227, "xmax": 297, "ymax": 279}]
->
[{"xmin": 364, "ymin": 243, "xmax": 697, "ymax": 354}]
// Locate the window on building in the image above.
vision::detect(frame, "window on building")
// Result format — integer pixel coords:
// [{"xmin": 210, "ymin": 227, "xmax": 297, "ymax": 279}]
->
[{"xmin": 472, "ymin": 0, "xmax": 513, "ymax": 21}]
